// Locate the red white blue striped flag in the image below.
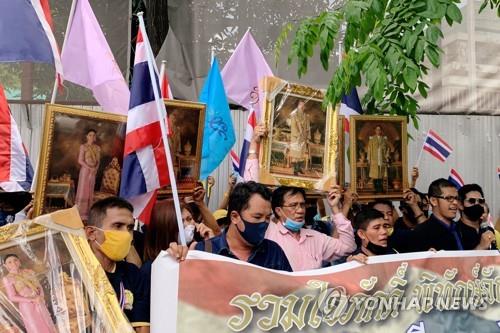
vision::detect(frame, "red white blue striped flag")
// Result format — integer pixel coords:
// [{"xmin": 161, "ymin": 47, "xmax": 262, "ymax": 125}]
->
[
  {"xmin": 423, "ymin": 129, "xmax": 453, "ymax": 162},
  {"xmin": 119, "ymin": 29, "xmax": 169, "ymax": 224},
  {"xmin": 230, "ymin": 149, "xmax": 240, "ymax": 174},
  {"xmin": 448, "ymin": 168, "xmax": 464, "ymax": 189},
  {"xmin": 0, "ymin": 85, "xmax": 33, "ymax": 192},
  {"xmin": 0, "ymin": 0, "xmax": 63, "ymax": 81}
]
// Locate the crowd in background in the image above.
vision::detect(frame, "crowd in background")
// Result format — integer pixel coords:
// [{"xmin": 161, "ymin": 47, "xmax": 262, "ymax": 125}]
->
[{"xmin": 0, "ymin": 126, "xmax": 497, "ymax": 333}]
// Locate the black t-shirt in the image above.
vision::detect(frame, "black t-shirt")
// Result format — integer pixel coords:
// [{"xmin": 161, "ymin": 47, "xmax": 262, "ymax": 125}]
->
[
  {"xmin": 106, "ymin": 261, "xmax": 150, "ymax": 327},
  {"xmin": 456, "ymin": 220, "xmax": 481, "ymax": 250},
  {"xmin": 407, "ymin": 214, "xmax": 464, "ymax": 251}
]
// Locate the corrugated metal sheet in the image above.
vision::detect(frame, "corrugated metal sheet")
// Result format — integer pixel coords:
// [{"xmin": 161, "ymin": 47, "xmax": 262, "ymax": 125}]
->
[{"xmin": 9, "ymin": 104, "xmax": 499, "ymax": 219}]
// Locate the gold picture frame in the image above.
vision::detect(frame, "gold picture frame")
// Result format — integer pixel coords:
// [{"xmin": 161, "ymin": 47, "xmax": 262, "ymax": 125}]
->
[
  {"xmin": 0, "ymin": 221, "xmax": 133, "ymax": 332},
  {"xmin": 259, "ymin": 76, "xmax": 342, "ymax": 191},
  {"xmin": 349, "ymin": 115, "xmax": 408, "ymax": 201},
  {"xmin": 159, "ymin": 99, "xmax": 206, "ymax": 196},
  {"xmin": 33, "ymin": 104, "xmax": 127, "ymax": 219}
]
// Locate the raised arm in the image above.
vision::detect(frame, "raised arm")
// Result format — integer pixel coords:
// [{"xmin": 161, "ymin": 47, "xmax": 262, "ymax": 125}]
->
[{"xmin": 193, "ymin": 186, "xmax": 220, "ymax": 234}]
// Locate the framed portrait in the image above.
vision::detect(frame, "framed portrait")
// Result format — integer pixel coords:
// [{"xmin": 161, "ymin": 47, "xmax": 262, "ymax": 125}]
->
[
  {"xmin": 349, "ymin": 115, "xmax": 408, "ymax": 201},
  {"xmin": 259, "ymin": 76, "xmax": 342, "ymax": 191},
  {"xmin": 159, "ymin": 100, "xmax": 206, "ymax": 196},
  {"xmin": 33, "ymin": 104, "xmax": 127, "ymax": 220},
  {"xmin": 0, "ymin": 222, "xmax": 133, "ymax": 332}
]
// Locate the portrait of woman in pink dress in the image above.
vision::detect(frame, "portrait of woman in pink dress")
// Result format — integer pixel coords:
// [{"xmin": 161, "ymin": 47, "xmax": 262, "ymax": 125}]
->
[
  {"xmin": 2, "ymin": 254, "xmax": 57, "ymax": 333},
  {"xmin": 75, "ymin": 129, "xmax": 101, "ymax": 220}
]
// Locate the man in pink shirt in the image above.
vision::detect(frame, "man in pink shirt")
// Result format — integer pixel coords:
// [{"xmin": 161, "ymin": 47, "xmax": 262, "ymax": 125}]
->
[{"xmin": 266, "ymin": 185, "xmax": 356, "ymax": 271}]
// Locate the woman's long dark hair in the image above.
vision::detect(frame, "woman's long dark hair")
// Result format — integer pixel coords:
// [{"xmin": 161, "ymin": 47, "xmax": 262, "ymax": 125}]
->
[{"xmin": 143, "ymin": 199, "xmax": 179, "ymax": 262}]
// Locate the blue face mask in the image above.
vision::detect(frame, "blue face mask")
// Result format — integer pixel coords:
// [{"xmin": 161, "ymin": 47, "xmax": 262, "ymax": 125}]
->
[
  {"xmin": 284, "ymin": 217, "xmax": 305, "ymax": 232},
  {"xmin": 238, "ymin": 217, "xmax": 269, "ymax": 246}
]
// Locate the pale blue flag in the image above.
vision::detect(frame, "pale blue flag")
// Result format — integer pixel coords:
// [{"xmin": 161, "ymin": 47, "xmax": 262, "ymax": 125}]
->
[{"xmin": 199, "ymin": 57, "xmax": 236, "ymax": 179}]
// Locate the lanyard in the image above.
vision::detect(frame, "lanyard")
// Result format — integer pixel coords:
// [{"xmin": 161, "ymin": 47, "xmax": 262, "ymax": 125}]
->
[{"xmin": 119, "ymin": 282, "xmax": 125, "ymax": 310}]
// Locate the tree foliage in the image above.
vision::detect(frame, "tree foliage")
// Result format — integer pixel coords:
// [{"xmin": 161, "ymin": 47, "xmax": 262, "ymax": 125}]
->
[
  {"xmin": 276, "ymin": 0, "xmax": 466, "ymax": 128},
  {"xmin": 480, "ymin": 0, "xmax": 500, "ymax": 16}
]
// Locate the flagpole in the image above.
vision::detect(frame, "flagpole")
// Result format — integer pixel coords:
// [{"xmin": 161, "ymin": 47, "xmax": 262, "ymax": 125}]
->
[
  {"xmin": 415, "ymin": 130, "xmax": 428, "ymax": 168},
  {"xmin": 50, "ymin": 0, "xmax": 78, "ymax": 104},
  {"xmin": 138, "ymin": 12, "xmax": 187, "ymax": 246}
]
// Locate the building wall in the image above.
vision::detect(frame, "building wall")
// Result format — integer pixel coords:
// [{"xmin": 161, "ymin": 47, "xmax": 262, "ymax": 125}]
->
[{"xmin": 10, "ymin": 103, "xmax": 500, "ymax": 219}]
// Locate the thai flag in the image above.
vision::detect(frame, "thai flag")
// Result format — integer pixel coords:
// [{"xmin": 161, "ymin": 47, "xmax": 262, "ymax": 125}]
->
[
  {"xmin": 448, "ymin": 168, "xmax": 464, "ymax": 189},
  {"xmin": 422, "ymin": 129, "xmax": 453, "ymax": 162},
  {"xmin": 339, "ymin": 88, "xmax": 363, "ymax": 133},
  {"xmin": 0, "ymin": 0, "xmax": 63, "ymax": 80},
  {"xmin": 239, "ymin": 111, "xmax": 257, "ymax": 177},
  {"xmin": 497, "ymin": 167, "xmax": 500, "ymax": 181},
  {"xmin": 0, "ymin": 85, "xmax": 33, "ymax": 192},
  {"xmin": 119, "ymin": 30, "xmax": 169, "ymax": 224},
  {"xmin": 159, "ymin": 60, "xmax": 173, "ymax": 99},
  {"xmin": 230, "ymin": 150, "xmax": 240, "ymax": 174}
]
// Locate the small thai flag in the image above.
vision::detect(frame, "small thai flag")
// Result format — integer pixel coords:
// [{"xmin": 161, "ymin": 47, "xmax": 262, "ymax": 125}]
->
[
  {"xmin": 497, "ymin": 167, "xmax": 500, "ymax": 181},
  {"xmin": 230, "ymin": 149, "xmax": 240, "ymax": 174},
  {"xmin": 448, "ymin": 168, "xmax": 464, "ymax": 189},
  {"xmin": 423, "ymin": 129, "xmax": 453, "ymax": 162}
]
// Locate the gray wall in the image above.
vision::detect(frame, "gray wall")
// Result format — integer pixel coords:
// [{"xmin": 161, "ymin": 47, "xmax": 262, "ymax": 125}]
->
[{"xmin": 9, "ymin": 103, "xmax": 500, "ymax": 218}]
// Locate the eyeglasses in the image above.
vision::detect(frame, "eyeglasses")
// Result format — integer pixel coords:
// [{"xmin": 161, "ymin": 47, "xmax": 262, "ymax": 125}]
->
[
  {"xmin": 465, "ymin": 198, "xmax": 486, "ymax": 205},
  {"xmin": 282, "ymin": 202, "xmax": 306, "ymax": 211},
  {"xmin": 434, "ymin": 195, "xmax": 459, "ymax": 203}
]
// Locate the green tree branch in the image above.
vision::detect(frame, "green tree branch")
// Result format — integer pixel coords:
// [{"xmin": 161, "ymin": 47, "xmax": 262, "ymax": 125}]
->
[{"xmin": 276, "ymin": 0, "xmax": 467, "ymax": 128}]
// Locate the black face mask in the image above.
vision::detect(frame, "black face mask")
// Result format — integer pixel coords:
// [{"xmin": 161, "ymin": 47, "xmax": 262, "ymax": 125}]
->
[
  {"xmin": 366, "ymin": 241, "xmax": 391, "ymax": 255},
  {"xmin": 463, "ymin": 204, "xmax": 484, "ymax": 221}
]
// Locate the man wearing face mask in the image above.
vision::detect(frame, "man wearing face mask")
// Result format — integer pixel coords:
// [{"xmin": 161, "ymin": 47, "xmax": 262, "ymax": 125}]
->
[
  {"xmin": 407, "ymin": 178, "xmax": 463, "ymax": 252},
  {"xmin": 457, "ymin": 184, "xmax": 496, "ymax": 250},
  {"xmin": 84, "ymin": 197, "xmax": 149, "ymax": 332},
  {"xmin": 194, "ymin": 182, "xmax": 292, "ymax": 271},
  {"xmin": 266, "ymin": 185, "xmax": 356, "ymax": 271},
  {"xmin": 347, "ymin": 208, "xmax": 397, "ymax": 263}
]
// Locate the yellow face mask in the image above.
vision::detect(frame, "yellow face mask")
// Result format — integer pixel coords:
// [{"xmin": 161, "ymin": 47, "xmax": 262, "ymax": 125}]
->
[{"xmin": 94, "ymin": 227, "xmax": 132, "ymax": 261}]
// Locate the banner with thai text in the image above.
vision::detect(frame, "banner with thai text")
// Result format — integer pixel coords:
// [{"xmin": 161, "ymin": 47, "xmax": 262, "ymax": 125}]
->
[{"xmin": 151, "ymin": 250, "xmax": 500, "ymax": 333}]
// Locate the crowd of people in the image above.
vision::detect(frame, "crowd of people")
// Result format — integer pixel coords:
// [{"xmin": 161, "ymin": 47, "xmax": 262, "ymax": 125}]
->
[{"xmin": 0, "ymin": 127, "xmax": 497, "ymax": 333}]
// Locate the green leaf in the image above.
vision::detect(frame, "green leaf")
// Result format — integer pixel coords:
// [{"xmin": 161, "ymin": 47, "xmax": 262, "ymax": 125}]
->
[
  {"xmin": 403, "ymin": 67, "xmax": 418, "ymax": 91},
  {"xmin": 446, "ymin": 4, "xmax": 463, "ymax": 23},
  {"xmin": 417, "ymin": 81, "xmax": 429, "ymax": 98},
  {"xmin": 406, "ymin": 33, "xmax": 418, "ymax": 54},
  {"xmin": 414, "ymin": 38, "xmax": 426, "ymax": 61},
  {"xmin": 426, "ymin": 25, "xmax": 443, "ymax": 45},
  {"xmin": 426, "ymin": 45, "xmax": 440, "ymax": 67}
]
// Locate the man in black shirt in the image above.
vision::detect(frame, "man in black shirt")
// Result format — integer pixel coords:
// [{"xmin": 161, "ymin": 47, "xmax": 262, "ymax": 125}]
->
[
  {"xmin": 457, "ymin": 184, "xmax": 495, "ymax": 250},
  {"xmin": 84, "ymin": 197, "xmax": 149, "ymax": 332},
  {"xmin": 407, "ymin": 178, "xmax": 463, "ymax": 251}
]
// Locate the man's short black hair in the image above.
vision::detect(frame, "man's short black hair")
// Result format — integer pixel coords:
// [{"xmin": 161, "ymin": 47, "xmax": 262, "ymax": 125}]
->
[
  {"xmin": 271, "ymin": 186, "xmax": 306, "ymax": 216},
  {"xmin": 87, "ymin": 196, "xmax": 133, "ymax": 227},
  {"xmin": 227, "ymin": 182, "xmax": 272, "ymax": 216},
  {"xmin": 354, "ymin": 208, "xmax": 385, "ymax": 231},
  {"xmin": 458, "ymin": 184, "xmax": 484, "ymax": 202},
  {"xmin": 427, "ymin": 178, "xmax": 455, "ymax": 198},
  {"xmin": 369, "ymin": 199, "xmax": 393, "ymax": 210}
]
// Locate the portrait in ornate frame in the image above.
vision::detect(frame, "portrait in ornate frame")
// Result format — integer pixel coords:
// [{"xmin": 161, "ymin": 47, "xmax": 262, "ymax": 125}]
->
[
  {"xmin": 159, "ymin": 99, "xmax": 206, "ymax": 196},
  {"xmin": 33, "ymin": 104, "xmax": 127, "ymax": 219},
  {"xmin": 349, "ymin": 115, "xmax": 408, "ymax": 201},
  {"xmin": 259, "ymin": 76, "xmax": 343, "ymax": 191},
  {"xmin": 0, "ymin": 221, "xmax": 133, "ymax": 332}
]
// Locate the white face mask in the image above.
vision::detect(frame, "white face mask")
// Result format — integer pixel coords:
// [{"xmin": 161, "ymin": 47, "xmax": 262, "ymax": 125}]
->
[{"xmin": 184, "ymin": 224, "xmax": 196, "ymax": 244}]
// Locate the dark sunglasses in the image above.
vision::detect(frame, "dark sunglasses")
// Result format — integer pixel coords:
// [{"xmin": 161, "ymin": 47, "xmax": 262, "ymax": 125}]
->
[{"xmin": 465, "ymin": 198, "xmax": 485, "ymax": 205}]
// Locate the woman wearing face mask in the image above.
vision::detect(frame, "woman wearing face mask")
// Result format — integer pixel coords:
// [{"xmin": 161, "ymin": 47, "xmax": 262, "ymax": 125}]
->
[
  {"xmin": 347, "ymin": 208, "xmax": 397, "ymax": 264},
  {"xmin": 181, "ymin": 204, "xmax": 215, "ymax": 244}
]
